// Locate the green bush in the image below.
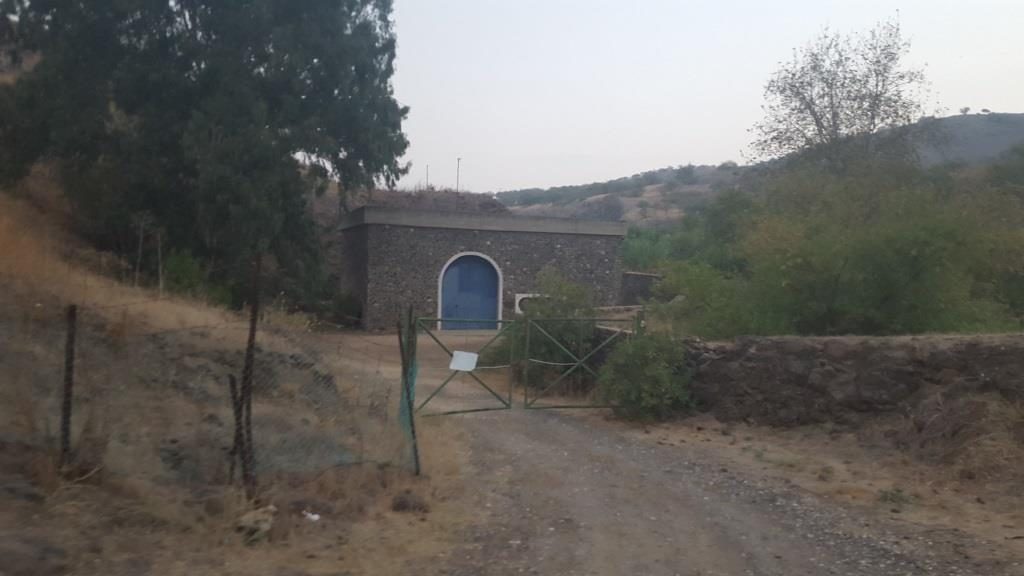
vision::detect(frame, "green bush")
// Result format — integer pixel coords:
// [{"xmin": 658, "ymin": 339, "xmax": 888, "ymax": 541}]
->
[
  {"xmin": 598, "ymin": 333, "xmax": 692, "ymax": 420},
  {"xmin": 164, "ymin": 249, "xmax": 233, "ymax": 307},
  {"xmin": 622, "ymin": 226, "xmax": 672, "ymax": 271},
  {"xmin": 164, "ymin": 250, "xmax": 205, "ymax": 295}
]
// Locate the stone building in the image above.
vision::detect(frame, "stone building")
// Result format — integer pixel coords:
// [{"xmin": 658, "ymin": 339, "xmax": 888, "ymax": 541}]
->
[{"xmin": 335, "ymin": 206, "xmax": 626, "ymax": 330}]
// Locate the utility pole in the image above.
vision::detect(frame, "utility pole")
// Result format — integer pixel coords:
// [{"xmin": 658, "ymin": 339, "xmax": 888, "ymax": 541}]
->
[
  {"xmin": 425, "ymin": 165, "xmax": 430, "ymax": 189},
  {"xmin": 456, "ymin": 157, "xmax": 462, "ymax": 192}
]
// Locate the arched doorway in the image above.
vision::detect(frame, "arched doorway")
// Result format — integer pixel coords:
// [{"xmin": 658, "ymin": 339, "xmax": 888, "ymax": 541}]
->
[{"xmin": 438, "ymin": 253, "xmax": 501, "ymax": 330}]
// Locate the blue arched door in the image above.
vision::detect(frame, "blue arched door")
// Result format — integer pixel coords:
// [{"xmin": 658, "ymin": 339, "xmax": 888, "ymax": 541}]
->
[{"xmin": 441, "ymin": 255, "xmax": 499, "ymax": 330}]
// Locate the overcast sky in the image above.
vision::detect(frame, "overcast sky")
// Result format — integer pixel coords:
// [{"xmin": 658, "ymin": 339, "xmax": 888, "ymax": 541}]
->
[{"xmin": 391, "ymin": 0, "xmax": 1024, "ymax": 192}]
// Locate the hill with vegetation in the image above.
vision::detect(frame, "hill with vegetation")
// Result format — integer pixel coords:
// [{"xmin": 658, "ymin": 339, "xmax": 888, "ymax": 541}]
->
[
  {"xmin": 495, "ymin": 113, "xmax": 1024, "ymax": 225},
  {"xmin": 496, "ymin": 162, "xmax": 745, "ymax": 227},
  {"xmin": 918, "ymin": 113, "xmax": 1024, "ymax": 166}
]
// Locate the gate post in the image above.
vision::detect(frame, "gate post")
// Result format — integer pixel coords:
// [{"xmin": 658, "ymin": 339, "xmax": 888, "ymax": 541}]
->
[{"xmin": 522, "ymin": 318, "xmax": 531, "ymax": 407}]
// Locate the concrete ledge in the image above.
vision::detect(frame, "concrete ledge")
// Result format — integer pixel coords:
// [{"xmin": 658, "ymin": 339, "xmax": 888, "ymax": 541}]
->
[{"xmin": 339, "ymin": 206, "xmax": 626, "ymax": 236}]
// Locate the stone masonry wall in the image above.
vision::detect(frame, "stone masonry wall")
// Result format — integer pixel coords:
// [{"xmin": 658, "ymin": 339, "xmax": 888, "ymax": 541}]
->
[
  {"xmin": 356, "ymin": 224, "xmax": 622, "ymax": 330},
  {"xmin": 685, "ymin": 334, "xmax": 1024, "ymax": 427}
]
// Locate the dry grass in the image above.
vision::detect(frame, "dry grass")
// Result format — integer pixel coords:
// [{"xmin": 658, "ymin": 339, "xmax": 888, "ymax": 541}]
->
[
  {"xmin": 0, "ymin": 184, "xmax": 469, "ymax": 574},
  {"xmin": 901, "ymin": 393, "xmax": 1024, "ymax": 485},
  {"xmin": 0, "ymin": 193, "xmax": 244, "ymax": 339}
]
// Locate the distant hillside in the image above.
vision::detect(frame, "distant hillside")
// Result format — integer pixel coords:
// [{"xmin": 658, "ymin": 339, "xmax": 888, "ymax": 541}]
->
[
  {"xmin": 919, "ymin": 113, "xmax": 1024, "ymax": 167},
  {"xmin": 496, "ymin": 163, "xmax": 745, "ymax": 227},
  {"xmin": 496, "ymin": 113, "xmax": 1024, "ymax": 226}
]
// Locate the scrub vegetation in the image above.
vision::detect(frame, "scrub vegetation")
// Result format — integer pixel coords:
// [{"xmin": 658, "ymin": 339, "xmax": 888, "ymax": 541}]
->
[
  {"xmin": 623, "ymin": 20, "xmax": 1024, "ymax": 339},
  {"xmin": 630, "ymin": 146, "xmax": 1024, "ymax": 339},
  {"xmin": 597, "ymin": 332, "xmax": 692, "ymax": 421}
]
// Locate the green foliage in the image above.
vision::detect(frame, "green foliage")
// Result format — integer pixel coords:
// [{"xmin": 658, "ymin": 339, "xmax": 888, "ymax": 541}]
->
[
  {"xmin": 622, "ymin": 189, "xmax": 756, "ymax": 273},
  {"xmin": 597, "ymin": 333, "xmax": 692, "ymax": 421},
  {"xmin": 652, "ymin": 262, "xmax": 749, "ymax": 338},
  {"xmin": 527, "ymin": 267, "xmax": 596, "ymax": 319},
  {"xmin": 991, "ymin": 145, "xmax": 1024, "ymax": 192},
  {"xmin": 647, "ymin": 163, "xmax": 1024, "ymax": 339},
  {"xmin": 675, "ymin": 164, "xmax": 697, "ymax": 185},
  {"xmin": 164, "ymin": 250, "xmax": 233, "ymax": 306},
  {"xmin": 481, "ymin": 268, "xmax": 597, "ymax": 388},
  {"xmin": 0, "ymin": 0, "xmax": 408, "ymax": 308},
  {"xmin": 622, "ymin": 227, "xmax": 671, "ymax": 270},
  {"xmin": 164, "ymin": 250, "xmax": 205, "ymax": 296}
]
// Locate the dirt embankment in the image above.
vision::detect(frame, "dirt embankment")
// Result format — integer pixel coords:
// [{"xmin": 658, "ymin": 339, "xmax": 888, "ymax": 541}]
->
[
  {"xmin": 687, "ymin": 334, "xmax": 1024, "ymax": 487},
  {"xmin": 0, "ymin": 192, "xmax": 471, "ymax": 576}
]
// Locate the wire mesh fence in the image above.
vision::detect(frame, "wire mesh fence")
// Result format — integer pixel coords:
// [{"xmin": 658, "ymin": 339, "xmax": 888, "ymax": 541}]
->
[{"xmin": 0, "ymin": 295, "xmax": 411, "ymax": 501}]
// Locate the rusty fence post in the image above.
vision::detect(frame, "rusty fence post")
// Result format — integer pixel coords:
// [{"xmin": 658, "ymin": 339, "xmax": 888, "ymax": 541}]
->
[
  {"xmin": 60, "ymin": 304, "xmax": 78, "ymax": 469},
  {"xmin": 239, "ymin": 255, "xmax": 262, "ymax": 499}
]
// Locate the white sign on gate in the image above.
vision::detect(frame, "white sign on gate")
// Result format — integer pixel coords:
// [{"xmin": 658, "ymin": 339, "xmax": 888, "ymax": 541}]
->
[{"xmin": 449, "ymin": 351, "xmax": 479, "ymax": 372}]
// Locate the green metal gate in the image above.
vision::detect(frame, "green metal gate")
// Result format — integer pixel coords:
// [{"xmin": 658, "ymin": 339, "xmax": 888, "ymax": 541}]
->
[
  {"xmin": 413, "ymin": 317, "xmax": 516, "ymax": 416},
  {"xmin": 521, "ymin": 316, "xmax": 638, "ymax": 409},
  {"xmin": 413, "ymin": 314, "xmax": 641, "ymax": 414}
]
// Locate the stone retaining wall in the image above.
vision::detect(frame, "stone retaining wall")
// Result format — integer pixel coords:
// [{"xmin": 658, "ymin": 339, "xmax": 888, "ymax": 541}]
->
[{"xmin": 685, "ymin": 335, "xmax": 1024, "ymax": 427}]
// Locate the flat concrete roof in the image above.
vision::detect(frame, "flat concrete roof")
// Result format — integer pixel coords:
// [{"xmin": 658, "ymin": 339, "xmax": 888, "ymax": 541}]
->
[{"xmin": 338, "ymin": 206, "xmax": 627, "ymax": 237}]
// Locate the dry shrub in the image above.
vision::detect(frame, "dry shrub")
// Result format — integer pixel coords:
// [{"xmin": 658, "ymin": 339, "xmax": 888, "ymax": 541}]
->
[
  {"xmin": 12, "ymin": 163, "xmax": 69, "ymax": 217},
  {"xmin": 266, "ymin": 507, "xmax": 292, "ymax": 542},
  {"xmin": 416, "ymin": 417, "xmax": 465, "ymax": 480},
  {"xmin": 104, "ymin": 310, "xmax": 135, "ymax": 349},
  {"xmin": 27, "ymin": 448, "xmax": 62, "ymax": 495},
  {"xmin": 391, "ymin": 489, "xmax": 430, "ymax": 513},
  {"xmin": 102, "ymin": 476, "xmax": 250, "ymax": 536},
  {"xmin": 0, "ymin": 194, "xmax": 64, "ymax": 292},
  {"xmin": 8, "ymin": 382, "xmax": 46, "ymax": 441},
  {"xmin": 66, "ymin": 405, "xmax": 111, "ymax": 482},
  {"xmin": 0, "ymin": 194, "xmax": 243, "ymax": 339},
  {"xmin": 902, "ymin": 393, "xmax": 1024, "ymax": 484},
  {"xmin": 5, "ymin": 385, "xmax": 62, "ymax": 494},
  {"xmin": 261, "ymin": 301, "xmax": 315, "ymax": 332},
  {"xmin": 276, "ymin": 464, "xmax": 400, "ymax": 516}
]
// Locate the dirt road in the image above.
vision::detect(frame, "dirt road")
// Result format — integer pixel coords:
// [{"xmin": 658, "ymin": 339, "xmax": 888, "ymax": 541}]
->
[
  {"xmin": 425, "ymin": 408, "xmax": 1017, "ymax": 576},
  {"xmin": 401, "ymin": 332, "xmax": 1020, "ymax": 576}
]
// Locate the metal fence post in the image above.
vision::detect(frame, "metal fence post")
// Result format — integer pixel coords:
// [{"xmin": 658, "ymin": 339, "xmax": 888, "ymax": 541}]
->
[{"xmin": 522, "ymin": 319, "xmax": 531, "ymax": 407}]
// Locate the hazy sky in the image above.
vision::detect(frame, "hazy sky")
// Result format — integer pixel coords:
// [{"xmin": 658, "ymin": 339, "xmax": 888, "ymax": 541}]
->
[{"xmin": 392, "ymin": 0, "xmax": 1024, "ymax": 192}]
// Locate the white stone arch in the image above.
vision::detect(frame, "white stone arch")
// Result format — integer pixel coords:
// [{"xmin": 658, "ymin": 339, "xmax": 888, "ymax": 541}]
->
[{"xmin": 436, "ymin": 251, "xmax": 504, "ymax": 329}]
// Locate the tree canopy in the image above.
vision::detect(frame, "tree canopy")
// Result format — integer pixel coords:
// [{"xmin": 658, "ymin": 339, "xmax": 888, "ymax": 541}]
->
[{"xmin": 0, "ymin": 0, "xmax": 408, "ymax": 302}]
